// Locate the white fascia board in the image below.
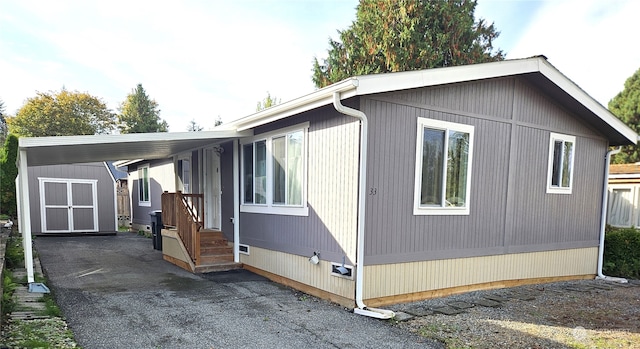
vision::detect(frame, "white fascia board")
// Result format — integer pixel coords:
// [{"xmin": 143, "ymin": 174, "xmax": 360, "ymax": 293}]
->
[
  {"xmin": 537, "ymin": 59, "xmax": 637, "ymax": 145},
  {"xmin": 113, "ymin": 159, "xmax": 145, "ymax": 168},
  {"xmin": 19, "ymin": 129, "xmax": 253, "ymax": 149},
  {"xmin": 226, "ymin": 79, "xmax": 359, "ymax": 131},
  {"xmin": 354, "ymin": 57, "xmax": 541, "ymax": 96}
]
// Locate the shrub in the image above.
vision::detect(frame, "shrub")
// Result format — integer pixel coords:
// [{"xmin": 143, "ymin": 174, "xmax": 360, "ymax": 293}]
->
[{"xmin": 603, "ymin": 227, "xmax": 640, "ymax": 279}]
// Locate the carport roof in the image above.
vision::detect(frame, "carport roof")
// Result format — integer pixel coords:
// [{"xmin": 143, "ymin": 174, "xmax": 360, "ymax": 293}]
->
[{"xmin": 19, "ymin": 129, "xmax": 251, "ymax": 166}]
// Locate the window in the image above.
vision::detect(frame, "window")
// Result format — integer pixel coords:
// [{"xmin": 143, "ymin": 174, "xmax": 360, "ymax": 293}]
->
[
  {"xmin": 414, "ymin": 118, "xmax": 474, "ymax": 215},
  {"xmin": 138, "ymin": 164, "xmax": 150, "ymax": 206},
  {"xmin": 241, "ymin": 123, "xmax": 308, "ymax": 216},
  {"xmin": 177, "ymin": 157, "xmax": 191, "ymax": 194},
  {"xmin": 547, "ymin": 133, "xmax": 575, "ymax": 194}
]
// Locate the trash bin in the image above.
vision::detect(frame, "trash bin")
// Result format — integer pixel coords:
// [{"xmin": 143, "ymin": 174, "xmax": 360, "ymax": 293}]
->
[{"xmin": 149, "ymin": 210, "xmax": 163, "ymax": 251}]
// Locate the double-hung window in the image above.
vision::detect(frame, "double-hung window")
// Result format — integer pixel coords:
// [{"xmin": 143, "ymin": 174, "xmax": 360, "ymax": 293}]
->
[
  {"xmin": 414, "ymin": 118, "xmax": 474, "ymax": 215},
  {"xmin": 241, "ymin": 123, "xmax": 308, "ymax": 216},
  {"xmin": 138, "ymin": 164, "xmax": 150, "ymax": 207},
  {"xmin": 547, "ymin": 133, "xmax": 575, "ymax": 194}
]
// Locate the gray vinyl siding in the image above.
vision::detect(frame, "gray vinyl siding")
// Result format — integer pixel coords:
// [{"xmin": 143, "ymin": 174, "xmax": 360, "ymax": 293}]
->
[
  {"xmin": 363, "ymin": 77, "xmax": 607, "ymax": 265},
  {"xmin": 239, "ymin": 105, "xmax": 361, "ymax": 264},
  {"xmin": 27, "ymin": 162, "xmax": 116, "ymax": 234}
]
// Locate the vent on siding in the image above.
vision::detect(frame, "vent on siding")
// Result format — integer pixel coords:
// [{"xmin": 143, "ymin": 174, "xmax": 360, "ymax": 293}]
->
[
  {"xmin": 239, "ymin": 244, "xmax": 250, "ymax": 255},
  {"xmin": 331, "ymin": 263, "xmax": 354, "ymax": 279}
]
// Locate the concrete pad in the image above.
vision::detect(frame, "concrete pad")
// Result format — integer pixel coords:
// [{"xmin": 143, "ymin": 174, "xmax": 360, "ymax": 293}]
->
[
  {"xmin": 393, "ymin": 311, "xmax": 415, "ymax": 322},
  {"xmin": 432, "ymin": 306, "xmax": 465, "ymax": 315},
  {"xmin": 403, "ymin": 306, "xmax": 434, "ymax": 317},
  {"xmin": 447, "ymin": 301, "xmax": 474, "ymax": 309},
  {"xmin": 471, "ymin": 299, "xmax": 501, "ymax": 308},
  {"xmin": 483, "ymin": 294, "xmax": 509, "ymax": 302}
]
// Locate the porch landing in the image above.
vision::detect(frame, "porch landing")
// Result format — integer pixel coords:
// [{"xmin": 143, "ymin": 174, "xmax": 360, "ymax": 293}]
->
[{"xmin": 161, "ymin": 229, "xmax": 242, "ymax": 274}]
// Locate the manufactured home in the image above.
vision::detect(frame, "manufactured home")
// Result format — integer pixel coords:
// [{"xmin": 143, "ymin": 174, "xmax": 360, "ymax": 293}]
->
[
  {"xmin": 607, "ymin": 163, "xmax": 640, "ymax": 227},
  {"xmin": 17, "ymin": 57, "xmax": 637, "ymax": 317}
]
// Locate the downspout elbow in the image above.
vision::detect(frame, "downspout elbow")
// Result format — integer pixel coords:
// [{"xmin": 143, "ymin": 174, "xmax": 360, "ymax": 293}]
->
[
  {"xmin": 332, "ymin": 92, "xmax": 395, "ymax": 319},
  {"xmin": 597, "ymin": 146, "xmax": 627, "ymax": 283}
]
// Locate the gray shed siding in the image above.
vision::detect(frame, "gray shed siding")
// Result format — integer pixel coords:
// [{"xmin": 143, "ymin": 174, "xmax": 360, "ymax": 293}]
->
[
  {"xmin": 238, "ymin": 105, "xmax": 361, "ymax": 263},
  {"xmin": 28, "ymin": 162, "xmax": 116, "ymax": 234},
  {"xmin": 363, "ymin": 77, "xmax": 607, "ymax": 265}
]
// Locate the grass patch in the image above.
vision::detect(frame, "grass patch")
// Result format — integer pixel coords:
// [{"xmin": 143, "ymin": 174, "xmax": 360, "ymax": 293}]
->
[{"xmin": 0, "ymin": 318, "xmax": 79, "ymax": 348}]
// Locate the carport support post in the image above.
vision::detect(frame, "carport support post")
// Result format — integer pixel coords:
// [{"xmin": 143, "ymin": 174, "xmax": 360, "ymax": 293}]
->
[{"xmin": 17, "ymin": 149, "xmax": 35, "ymax": 284}]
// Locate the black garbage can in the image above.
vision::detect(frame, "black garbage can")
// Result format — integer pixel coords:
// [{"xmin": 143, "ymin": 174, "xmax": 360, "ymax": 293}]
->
[{"xmin": 149, "ymin": 210, "xmax": 163, "ymax": 251}]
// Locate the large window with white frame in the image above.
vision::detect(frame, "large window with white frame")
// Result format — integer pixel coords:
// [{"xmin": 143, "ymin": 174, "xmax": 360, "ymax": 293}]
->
[
  {"xmin": 413, "ymin": 118, "xmax": 474, "ymax": 215},
  {"xmin": 547, "ymin": 133, "xmax": 575, "ymax": 194},
  {"xmin": 241, "ymin": 123, "xmax": 308, "ymax": 216},
  {"xmin": 138, "ymin": 164, "xmax": 151, "ymax": 207}
]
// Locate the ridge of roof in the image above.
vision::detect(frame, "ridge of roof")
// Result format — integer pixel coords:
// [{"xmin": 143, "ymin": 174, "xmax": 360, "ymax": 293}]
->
[{"xmin": 220, "ymin": 56, "xmax": 636, "ymax": 145}]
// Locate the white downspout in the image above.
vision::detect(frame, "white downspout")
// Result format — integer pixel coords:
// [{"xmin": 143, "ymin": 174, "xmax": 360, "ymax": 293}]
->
[
  {"xmin": 596, "ymin": 146, "xmax": 627, "ymax": 283},
  {"xmin": 233, "ymin": 140, "xmax": 240, "ymax": 263},
  {"xmin": 333, "ymin": 92, "xmax": 395, "ymax": 319}
]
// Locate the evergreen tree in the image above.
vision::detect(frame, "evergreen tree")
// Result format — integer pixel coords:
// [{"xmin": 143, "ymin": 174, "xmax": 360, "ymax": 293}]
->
[
  {"xmin": 312, "ymin": 0, "xmax": 504, "ymax": 88},
  {"xmin": 609, "ymin": 67, "xmax": 640, "ymax": 164},
  {"xmin": 118, "ymin": 84, "xmax": 169, "ymax": 133}
]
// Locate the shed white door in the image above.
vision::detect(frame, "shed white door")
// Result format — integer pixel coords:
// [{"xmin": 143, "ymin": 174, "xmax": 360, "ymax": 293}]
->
[{"xmin": 39, "ymin": 178, "xmax": 99, "ymax": 233}]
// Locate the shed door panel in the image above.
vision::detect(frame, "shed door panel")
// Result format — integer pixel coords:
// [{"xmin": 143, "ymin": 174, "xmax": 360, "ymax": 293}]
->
[{"xmin": 40, "ymin": 179, "xmax": 98, "ymax": 233}]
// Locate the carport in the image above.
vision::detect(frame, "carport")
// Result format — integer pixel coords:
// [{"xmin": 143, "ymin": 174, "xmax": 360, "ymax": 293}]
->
[{"xmin": 16, "ymin": 130, "xmax": 249, "ymax": 289}]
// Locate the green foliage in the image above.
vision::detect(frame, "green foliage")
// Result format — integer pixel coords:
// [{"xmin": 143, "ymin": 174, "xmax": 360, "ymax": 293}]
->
[
  {"xmin": 0, "ymin": 98, "xmax": 7, "ymax": 145},
  {"xmin": 118, "ymin": 84, "xmax": 169, "ymax": 133},
  {"xmin": 256, "ymin": 92, "xmax": 281, "ymax": 111},
  {"xmin": 2, "ymin": 270, "xmax": 18, "ymax": 315},
  {"xmin": 7, "ymin": 89, "xmax": 115, "ymax": 137},
  {"xmin": 5, "ymin": 235, "xmax": 25, "ymax": 269},
  {"xmin": 603, "ymin": 226, "xmax": 640, "ymax": 279},
  {"xmin": 0, "ymin": 134, "xmax": 19, "ymax": 218},
  {"xmin": 312, "ymin": 0, "xmax": 504, "ymax": 88},
  {"xmin": 0, "ymin": 318, "xmax": 78, "ymax": 348},
  {"xmin": 609, "ymin": 67, "xmax": 640, "ymax": 164}
]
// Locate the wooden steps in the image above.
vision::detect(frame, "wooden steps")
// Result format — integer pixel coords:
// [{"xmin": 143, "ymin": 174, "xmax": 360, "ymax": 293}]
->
[{"xmin": 195, "ymin": 229, "xmax": 242, "ymax": 273}]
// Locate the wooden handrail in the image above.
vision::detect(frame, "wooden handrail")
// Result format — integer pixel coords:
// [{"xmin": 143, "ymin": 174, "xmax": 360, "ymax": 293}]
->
[{"xmin": 161, "ymin": 191, "xmax": 204, "ymax": 265}]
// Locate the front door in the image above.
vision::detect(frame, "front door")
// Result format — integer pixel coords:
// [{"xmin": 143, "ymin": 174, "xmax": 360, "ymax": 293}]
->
[
  {"xmin": 39, "ymin": 178, "xmax": 98, "ymax": 233},
  {"xmin": 204, "ymin": 147, "xmax": 222, "ymax": 230}
]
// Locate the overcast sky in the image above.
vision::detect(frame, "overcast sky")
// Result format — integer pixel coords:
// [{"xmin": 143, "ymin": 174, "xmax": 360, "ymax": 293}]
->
[{"xmin": 1, "ymin": 0, "xmax": 638, "ymax": 132}]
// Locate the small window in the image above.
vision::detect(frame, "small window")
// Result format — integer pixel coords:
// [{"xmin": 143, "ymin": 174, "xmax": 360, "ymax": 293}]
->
[
  {"xmin": 138, "ymin": 164, "xmax": 150, "ymax": 206},
  {"xmin": 547, "ymin": 133, "xmax": 575, "ymax": 194},
  {"xmin": 177, "ymin": 157, "xmax": 191, "ymax": 194},
  {"xmin": 414, "ymin": 118, "xmax": 474, "ymax": 215}
]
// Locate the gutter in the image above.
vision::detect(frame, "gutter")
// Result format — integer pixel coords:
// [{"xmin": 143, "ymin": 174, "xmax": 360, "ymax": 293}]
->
[
  {"xmin": 332, "ymin": 91, "xmax": 395, "ymax": 320},
  {"xmin": 596, "ymin": 146, "xmax": 628, "ymax": 283}
]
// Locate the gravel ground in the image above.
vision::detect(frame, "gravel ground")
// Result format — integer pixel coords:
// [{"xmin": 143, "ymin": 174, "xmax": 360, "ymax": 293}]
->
[{"xmin": 393, "ymin": 279, "xmax": 640, "ymax": 348}]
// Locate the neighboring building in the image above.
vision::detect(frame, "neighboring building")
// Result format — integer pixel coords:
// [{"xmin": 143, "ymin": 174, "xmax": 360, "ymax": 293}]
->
[
  {"xmin": 17, "ymin": 57, "xmax": 638, "ymax": 316},
  {"xmin": 27, "ymin": 162, "xmax": 117, "ymax": 235},
  {"xmin": 607, "ymin": 163, "xmax": 640, "ymax": 227}
]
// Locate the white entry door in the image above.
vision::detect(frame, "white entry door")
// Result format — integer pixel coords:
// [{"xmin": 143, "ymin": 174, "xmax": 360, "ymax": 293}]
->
[
  {"xmin": 204, "ymin": 148, "xmax": 222, "ymax": 230},
  {"xmin": 39, "ymin": 178, "xmax": 98, "ymax": 233}
]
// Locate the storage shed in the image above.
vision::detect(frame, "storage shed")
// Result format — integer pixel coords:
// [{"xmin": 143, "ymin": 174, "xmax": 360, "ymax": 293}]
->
[{"xmin": 27, "ymin": 162, "xmax": 117, "ymax": 234}]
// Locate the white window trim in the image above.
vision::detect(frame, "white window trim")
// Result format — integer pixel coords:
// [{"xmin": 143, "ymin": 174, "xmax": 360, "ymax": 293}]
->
[
  {"xmin": 413, "ymin": 118, "xmax": 474, "ymax": 216},
  {"xmin": 176, "ymin": 153, "xmax": 192, "ymax": 194},
  {"xmin": 240, "ymin": 122, "xmax": 309, "ymax": 216},
  {"xmin": 138, "ymin": 164, "xmax": 151, "ymax": 207},
  {"xmin": 546, "ymin": 133, "xmax": 576, "ymax": 195}
]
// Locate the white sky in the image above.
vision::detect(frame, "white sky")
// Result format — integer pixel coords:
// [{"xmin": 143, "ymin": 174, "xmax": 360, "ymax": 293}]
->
[{"xmin": 1, "ymin": 0, "xmax": 638, "ymax": 132}]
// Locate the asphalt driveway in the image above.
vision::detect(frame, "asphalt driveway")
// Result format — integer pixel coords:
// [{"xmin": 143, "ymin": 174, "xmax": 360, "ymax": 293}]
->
[{"xmin": 34, "ymin": 233, "xmax": 441, "ymax": 349}]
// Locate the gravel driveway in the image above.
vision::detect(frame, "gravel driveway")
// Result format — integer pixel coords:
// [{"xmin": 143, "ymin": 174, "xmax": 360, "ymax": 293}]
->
[{"xmin": 34, "ymin": 233, "xmax": 441, "ymax": 349}]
